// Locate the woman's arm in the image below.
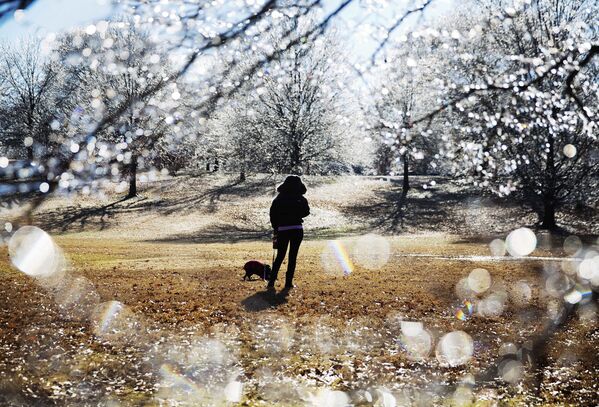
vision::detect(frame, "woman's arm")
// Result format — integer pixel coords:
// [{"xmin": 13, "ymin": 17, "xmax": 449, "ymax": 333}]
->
[
  {"xmin": 301, "ymin": 197, "xmax": 310, "ymax": 218},
  {"xmin": 270, "ymin": 200, "xmax": 279, "ymax": 230}
]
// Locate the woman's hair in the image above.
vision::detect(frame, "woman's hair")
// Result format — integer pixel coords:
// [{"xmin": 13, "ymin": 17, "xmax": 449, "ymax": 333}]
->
[{"xmin": 277, "ymin": 175, "xmax": 307, "ymax": 195}]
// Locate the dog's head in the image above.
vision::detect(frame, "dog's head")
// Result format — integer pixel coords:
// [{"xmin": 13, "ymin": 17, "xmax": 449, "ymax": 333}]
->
[{"xmin": 263, "ymin": 265, "xmax": 272, "ymax": 280}]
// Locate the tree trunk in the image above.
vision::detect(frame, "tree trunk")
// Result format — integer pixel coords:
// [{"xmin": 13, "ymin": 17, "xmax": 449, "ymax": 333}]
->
[
  {"xmin": 26, "ymin": 111, "xmax": 34, "ymax": 161},
  {"xmin": 541, "ymin": 129, "xmax": 557, "ymax": 230},
  {"xmin": 402, "ymin": 154, "xmax": 410, "ymax": 193},
  {"xmin": 127, "ymin": 154, "xmax": 138, "ymax": 198},
  {"xmin": 540, "ymin": 197, "xmax": 557, "ymax": 230}
]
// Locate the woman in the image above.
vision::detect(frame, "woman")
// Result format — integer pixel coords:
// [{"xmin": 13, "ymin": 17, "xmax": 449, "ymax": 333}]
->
[{"xmin": 268, "ymin": 175, "xmax": 310, "ymax": 290}]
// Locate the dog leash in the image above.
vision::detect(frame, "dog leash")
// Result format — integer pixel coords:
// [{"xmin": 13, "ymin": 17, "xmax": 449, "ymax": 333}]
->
[{"xmin": 269, "ymin": 232, "xmax": 277, "ymax": 281}]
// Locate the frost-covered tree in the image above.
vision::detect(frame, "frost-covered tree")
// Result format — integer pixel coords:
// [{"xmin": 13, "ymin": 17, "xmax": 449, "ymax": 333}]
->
[
  {"xmin": 212, "ymin": 19, "xmax": 350, "ymax": 176},
  {"xmin": 261, "ymin": 42, "xmax": 343, "ymax": 174},
  {"xmin": 0, "ymin": 0, "xmax": 441, "ymax": 206},
  {"xmin": 0, "ymin": 39, "xmax": 68, "ymax": 160},
  {"xmin": 209, "ymin": 95, "xmax": 270, "ymax": 180},
  {"xmin": 371, "ymin": 44, "xmax": 446, "ymax": 194},
  {"xmin": 442, "ymin": 0, "xmax": 599, "ymax": 229},
  {"xmin": 55, "ymin": 22, "xmax": 177, "ymax": 197}
]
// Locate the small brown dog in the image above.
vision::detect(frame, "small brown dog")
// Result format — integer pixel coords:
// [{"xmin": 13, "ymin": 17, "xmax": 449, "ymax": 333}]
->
[{"xmin": 243, "ymin": 260, "xmax": 271, "ymax": 281}]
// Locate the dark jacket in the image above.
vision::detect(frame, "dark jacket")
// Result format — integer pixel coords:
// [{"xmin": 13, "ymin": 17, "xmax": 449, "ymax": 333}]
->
[{"xmin": 270, "ymin": 192, "xmax": 310, "ymax": 230}]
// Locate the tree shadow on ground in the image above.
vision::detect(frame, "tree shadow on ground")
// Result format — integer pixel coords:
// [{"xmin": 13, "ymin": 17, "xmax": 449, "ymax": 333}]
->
[
  {"xmin": 143, "ymin": 175, "xmax": 274, "ymax": 215},
  {"xmin": 241, "ymin": 289, "xmax": 289, "ymax": 311},
  {"xmin": 148, "ymin": 224, "xmax": 272, "ymax": 244},
  {"xmin": 149, "ymin": 224, "xmax": 381, "ymax": 244},
  {"xmin": 341, "ymin": 178, "xmax": 457, "ymax": 233},
  {"xmin": 342, "ymin": 177, "xmax": 532, "ymax": 235},
  {"xmin": 38, "ymin": 175, "xmax": 285, "ymax": 233},
  {"xmin": 143, "ymin": 174, "xmax": 330, "ymax": 216},
  {"xmin": 41, "ymin": 196, "xmax": 134, "ymax": 232}
]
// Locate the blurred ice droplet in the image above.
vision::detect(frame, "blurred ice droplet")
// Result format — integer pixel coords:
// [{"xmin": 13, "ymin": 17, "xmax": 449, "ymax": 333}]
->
[
  {"xmin": 563, "ymin": 235, "xmax": 582, "ymax": 256},
  {"xmin": 400, "ymin": 321, "xmax": 423, "ymax": 337},
  {"xmin": 9, "ymin": 226, "xmax": 64, "ymax": 278},
  {"xmin": 467, "ymin": 268, "xmax": 491, "ymax": 294},
  {"xmin": 352, "ymin": 234, "xmax": 391, "ymax": 270},
  {"xmin": 564, "ymin": 289, "xmax": 582, "ymax": 304},
  {"xmin": 477, "ymin": 293, "xmax": 506, "ymax": 317},
  {"xmin": 55, "ymin": 276, "xmax": 100, "ymax": 321},
  {"xmin": 14, "ymin": 9, "xmax": 25, "ymax": 22},
  {"xmin": 399, "ymin": 326, "xmax": 432, "ymax": 361},
  {"xmin": 94, "ymin": 300, "xmax": 124, "ymax": 334},
  {"xmin": 489, "ymin": 238, "xmax": 506, "ymax": 256},
  {"xmin": 498, "ymin": 342, "xmax": 517, "ymax": 356},
  {"xmin": 563, "ymin": 144, "xmax": 577, "ymax": 158},
  {"xmin": 499, "ymin": 360, "xmax": 524, "ymax": 384},
  {"xmin": 545, "ymin": 273, "xmax": 573, "ymax": 298},
  {"xmin": 451, "ymin": 386, "xmax": 473, "ymax": 406},
  {"xmin": 455, "ymin": 277, "xmax": 476, "ymax": 300},
  {"xmin": 578, "ymin": 252, "xmax": 599, "ymax": 280},
  {"xmin": 509, "ymin": 280, "xmax": 532, "ymax": 306},
  {"xmin": 505, "ymin": 228, "xmax": 537, "ymax": 257},
  {"xmin": 92, "ymin": 301, "xmax": 144, "ymax": 344},
  {"xmin": 309, "ymin": 388, "xmax": 349, "ymax": 407},
  {"xmin": 224, "ymin": 380, "xmax": 243, "ymax": 403},
  {"xmin": 375, "ymin": 387, "xmax": 397, "ymax": 407},
  {"xmin": 435, "ymin": 331, "xmax": 474, "ymax": 367},
  {"xmin": 577, "ymin": 302, "xmax": 597, "ymax": 323}
]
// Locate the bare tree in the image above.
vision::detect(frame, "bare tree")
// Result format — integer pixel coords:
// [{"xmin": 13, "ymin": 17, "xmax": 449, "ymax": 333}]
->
[{"xmin": 0, "ymin": 39, "xmax": 63, "ymax": 160}]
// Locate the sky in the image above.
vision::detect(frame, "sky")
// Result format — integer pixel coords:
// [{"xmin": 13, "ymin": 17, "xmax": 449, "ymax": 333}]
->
[
  {"xmin": 322, "ymin": 0, "xmax": 455, "ymax": 62},
  {"xmin": 0, "ymin": 0, "xmax": 113, "ymax": 40},
  {"xmin": 0, "ymin": 0, "xmax": 455, "ymax": 63}
]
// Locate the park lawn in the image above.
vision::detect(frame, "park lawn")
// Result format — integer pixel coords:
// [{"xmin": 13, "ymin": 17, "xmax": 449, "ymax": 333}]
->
[{"xmin": 0, "ymin": 233, "xmax": 597, "ymax": 405}]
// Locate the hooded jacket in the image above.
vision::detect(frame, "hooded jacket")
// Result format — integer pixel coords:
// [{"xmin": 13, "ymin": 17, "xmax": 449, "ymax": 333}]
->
[
  {"xmin": 270, "ymin": 192, "xmax": 310, "ymax": 230},
  {"xmin": 270, "ymin": 176, "xmax": 310, "ymax": 230}
]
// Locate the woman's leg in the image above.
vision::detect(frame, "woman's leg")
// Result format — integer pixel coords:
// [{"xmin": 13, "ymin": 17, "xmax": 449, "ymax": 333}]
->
[
  {"xmin": 268, "ymin": 232, "xmax": 290, "ymax": 287},
  {"xmin": 285, "ymin": 229, "xmax": 304, "ymax": 288}
]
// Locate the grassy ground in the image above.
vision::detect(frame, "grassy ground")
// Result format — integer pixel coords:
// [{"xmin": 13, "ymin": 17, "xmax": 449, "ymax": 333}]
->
[{"xmin": 0, "ymin": 175, "xmax": 597, "ymax": 405}]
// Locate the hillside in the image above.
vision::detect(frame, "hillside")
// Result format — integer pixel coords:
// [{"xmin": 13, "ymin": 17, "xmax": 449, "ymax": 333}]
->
[{"xmin": 6, "ymin": 173, "xmax": 597, "ymax": 241}]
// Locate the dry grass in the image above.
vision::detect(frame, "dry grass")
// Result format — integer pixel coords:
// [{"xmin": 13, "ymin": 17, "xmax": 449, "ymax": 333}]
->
[
  {"xmin": 0, "ymin": 175, "xmax": 597, "ymax": 405},
  {"xmin": 0, "ymin": 235, "xmax": 597, "ymax": 405}
]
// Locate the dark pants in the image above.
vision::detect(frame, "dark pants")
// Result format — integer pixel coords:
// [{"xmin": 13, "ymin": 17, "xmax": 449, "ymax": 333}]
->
[{"xmin": 269, "ymin": 229, "xmax": 303, "ymax": 287}]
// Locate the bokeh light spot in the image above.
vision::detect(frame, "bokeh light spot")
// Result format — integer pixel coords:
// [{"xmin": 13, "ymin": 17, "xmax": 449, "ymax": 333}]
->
[
  {"xmin": 436, "ymin": 331, "xmax": 474, "ymax": 367},
  {"xmin": 9, "ymin": 226, "xmax": 64, "ymax": 278},
  {"xmin": 467, "ymin": 268, "xmax": 491, "ymax": 294},
  {"xmin": 505, "ymin": 227, "xmax": 537, "ymax": 257},
  {"xmin": 352, "ymin": 234, "xmax": 391, "ymax": 270},
  {"xmin": 563, "ymin": 144, "xmax": 577, "ymax": 158},
  {"xmin": 489, "ymin": 238, "xmax": 506, "ymax": 256},
  {"xmin": 563, "ymin": 235, "xmax": 582, "ymax": 256}
]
